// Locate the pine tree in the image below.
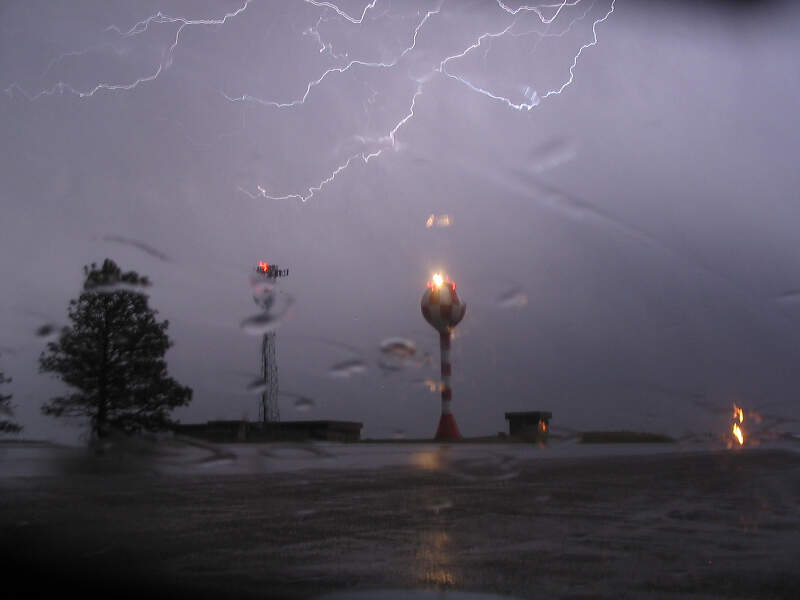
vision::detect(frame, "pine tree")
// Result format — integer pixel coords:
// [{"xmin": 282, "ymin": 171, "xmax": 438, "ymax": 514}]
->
[
  {"xmin": 0, "ymin": 364, "xmax": 21, "ymax": 434},
  {"xmin": 40, "ymin": 259, "xmax": 191, "ymax": 438}
]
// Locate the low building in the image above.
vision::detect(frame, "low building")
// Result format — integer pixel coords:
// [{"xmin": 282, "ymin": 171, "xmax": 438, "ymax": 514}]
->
[
  {"xmin": 174, "ymin": 420, "xmax": 363, "ymax": 443},
  {"xmin": 254, "ymin": 421, "xmax": 363, "ymax": 442},
  {"xmin": 504, "ymin": 411, "xmax": 552, "ymax": 442},
  {"xmin": 174, "ymin": 420, "xmax": 248, "ymax": 442}
]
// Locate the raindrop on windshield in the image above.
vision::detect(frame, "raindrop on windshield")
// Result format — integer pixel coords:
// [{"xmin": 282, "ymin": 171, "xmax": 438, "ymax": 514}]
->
[
  {"xmin": 293, "ymin": 397, "xmax": 315, "ymax": 412},
  {"xmin": 245, "ymin": 377, "xmax": 268, "ymax": 394},
  {"xmin": 328, "ymin": 358, "xmax": 367, "ymax": 378},
  {"xmin": 35, "ymin": 324, "xmax": 59, "ymax": 340},
  {"xmin": 100, "ymin": 235, "xmax": 171, "ymax": 262},
  {"xmin": 85, "ymin": 280, "xmax": 152, "ymax": 295},
  {"xmin": 240, "ymin": 312, "xmax": 283, "ymax": 336},
  {"xmin": 417, "ymin": 378, "xmax": 441, "ymax": 393},
  {"xmin": 378, "ymin": 337, "xmax": 427, "ymax": 370},
  {"xmin": 250, "ymin": 277, "xmax": 277, "ymax": 311},
  {"xmin": 240, "ymin": 294, "xmax": 294, "ymax": 336},
  {"xmin": 425, "ymin": 499, "xmax": 454, "ymax": 514},
  {"xmin": 527, "ymin": 136, "xmax": 576, "ymax": 174},
  {"xmin": 281, "ymin": 390, "xmax": 315, "ymax": 412},
  {"xmin": 380, "ymin": 337, "xmax": 417, "ymax": 358},
  {"xmin": 496, "ymin": 288, "xmax": 528, "ymax": 309},
  {"xmin": 425, "ymin": 213, "xmax": 452, "ymax": 228}
]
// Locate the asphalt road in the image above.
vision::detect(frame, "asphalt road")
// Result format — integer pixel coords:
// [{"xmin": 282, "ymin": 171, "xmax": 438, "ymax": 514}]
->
[{"xmin": 2, "ymin": 448, "xmax": 799, "ymax": 599}]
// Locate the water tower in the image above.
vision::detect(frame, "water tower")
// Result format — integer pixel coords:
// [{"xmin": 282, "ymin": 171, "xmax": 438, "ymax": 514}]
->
[{"xmin": 421, "ymin": 273, "xmax": 466, "ymax": 440}]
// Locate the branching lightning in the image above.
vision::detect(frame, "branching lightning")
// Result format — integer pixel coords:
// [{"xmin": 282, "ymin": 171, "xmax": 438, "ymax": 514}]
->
[
  {"xmin": 5, "ymin": 0, "xmax": 616, "ymax": 203},
  {"xmin": 221, "ymin": 6, "xmax": 441, "ymax": 109},
  {"xmin": 4, "ymin": 0, "xmax": 253, "ymax": 100},
  {"xmin": 438, "ymin": 0, "xmax": 614, "ymax": 111}
]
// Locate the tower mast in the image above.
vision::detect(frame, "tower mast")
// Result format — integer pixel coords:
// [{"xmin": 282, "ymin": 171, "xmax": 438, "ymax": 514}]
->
[
  {"xmin": 260, "ymin": 331, "xmax": 279, "ymax": 423},
  {"xmin": 251, "ymin": 260, "xmax": 289, "ymax": 425}
]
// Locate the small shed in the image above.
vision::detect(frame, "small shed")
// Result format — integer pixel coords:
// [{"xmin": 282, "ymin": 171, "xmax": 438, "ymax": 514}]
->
[{"xmin": 504, "ymin": 411, "xmax": 552, "ymax": 441}]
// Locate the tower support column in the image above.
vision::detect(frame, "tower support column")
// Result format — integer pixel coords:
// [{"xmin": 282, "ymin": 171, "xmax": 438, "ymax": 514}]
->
[{"xmin": 434, "ymin": 329, "xmax": 461, "ymax": 440}]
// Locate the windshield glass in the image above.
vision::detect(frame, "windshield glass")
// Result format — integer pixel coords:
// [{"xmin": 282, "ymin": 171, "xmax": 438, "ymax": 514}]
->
[{"xmin": 2, "ymin": 1, "xmax": 799, "ymax": 598}]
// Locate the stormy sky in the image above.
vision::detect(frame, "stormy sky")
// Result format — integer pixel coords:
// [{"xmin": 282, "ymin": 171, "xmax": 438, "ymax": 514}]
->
[{"xmin": 1, "ymin": 0, "xmax": 799, "ymax": 442}]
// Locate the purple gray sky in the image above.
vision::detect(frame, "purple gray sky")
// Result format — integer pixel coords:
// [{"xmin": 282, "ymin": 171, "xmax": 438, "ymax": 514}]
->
[{"xmin": 1, "ymin": 0, "xmax": 799, "ymax": 442}]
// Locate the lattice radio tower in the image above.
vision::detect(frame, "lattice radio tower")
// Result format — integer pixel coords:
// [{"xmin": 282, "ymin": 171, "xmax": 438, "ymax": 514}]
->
[
  {"xmin": 260, "ymin": 330, "xmax": 279, "ymax": 423},
  {"xmin": 252, "ymin": 261, "xmax": 289, "ymax": 424}
]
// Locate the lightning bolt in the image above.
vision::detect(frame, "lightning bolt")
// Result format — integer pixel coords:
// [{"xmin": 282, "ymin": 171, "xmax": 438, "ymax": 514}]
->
[
  {"xmin": 4, "ymin": 0, "xmax": 252, "ymax": 101},
  {"xmin": 303, "ymin": 0, "xmax": 379, "ymax": 24},
  {"xmin": 439, "ymin": 0, "xmax": 615, "ymax": 111},
  {"xmin": 220, "ymin": 5, "xmax": 441, "ymax": 109},
  {"xmin": 238, "ymin": 0, "xmax": 615, "ymax": 201},
  {"xmin": 5, "ymin": 0, "xmax": 616, "ymax": 203}
]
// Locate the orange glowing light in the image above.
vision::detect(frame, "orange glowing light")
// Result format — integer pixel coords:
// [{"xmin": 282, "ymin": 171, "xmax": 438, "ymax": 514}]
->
[
  {"xmin": 731, "ymin": 404, "xmax": 745, "ymax": 446},
  {"xmin": 432, "ymin": 273, "xmax": 444, "ymax": 288},
  {"xmin": 732, "ymin": 422, "xmax": 744, "ymax": 445},
  {"xmin": 257, "ymin": 261, "xmax": 270, "ymax": 273}
]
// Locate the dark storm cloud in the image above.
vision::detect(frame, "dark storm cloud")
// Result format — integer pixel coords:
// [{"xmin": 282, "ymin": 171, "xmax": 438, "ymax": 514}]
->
[{"xmin": 1, "ymin": 0, "xmax": 799, "ymax": 441}]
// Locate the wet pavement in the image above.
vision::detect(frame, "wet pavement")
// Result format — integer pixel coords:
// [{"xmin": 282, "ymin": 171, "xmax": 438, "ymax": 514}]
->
[{"xmin": 2, "ymin": 445, "xmax": 800, "ymax": 599}]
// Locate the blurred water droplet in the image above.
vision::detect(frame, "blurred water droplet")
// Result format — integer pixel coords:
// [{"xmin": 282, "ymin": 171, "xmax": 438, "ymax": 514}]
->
[
  {"xmin": 497, "ymin": 288, "xmax": 528, "ymax": 309},
  {"xmin": 776, "ymin": 290, "xmax": 800, "ymax": 304},
  {"xmin": 329, "ymin": 358, "xmax": 367, "ymax": 378},
  {"xmin": 538, "ymin": 190, "xmax": 590, "ymax": 220},
  {"xmin": 85, "ymin": 281, "xmax": 152, "ymax": 295},
  {"xmin": 250, "ymin": 277, "xmax": 277, "ymax": 311},
  {"xmin": 425, "ymin": 499, "xmax": 453, "ymax": 514},
  {"xmin": 241, "ymin": 294, "xmax": 294, "ymax": 336},
  {"xmin": 377, "ymin": 359, "xmax": 405, "ymax": 372},
  {"xmin": 421, "ymin": 378, "xmax": 441, "ymax": 393},
  {"xmin": 252, "ymin": 289, "xmax": 275, "ymax": 311},
  {"xmin": 100, "ymin": 235, "xmax": 171, "ymax": 262},
  {"xmin": 241, "ymin": 312, "xmax": 282, "ymax": 335},
  {"xmin": 412, "ymin": 448, "xmax": 521, "ymax": 481},
  {"xmin": 260, "ymin": 441, "xmax": 333, "ymax": 459},
  {"xmin": 380, "ymin": 337, "xmax": 416, "ymax": 357},
  {"xmin": 378, "ymin": 338, "xmax": 427, "ymax": 371},
  {"xmin": 293, "ymin": 396, "xmax": 314, "ymax": 412},
  {"xmin": 245, "ymin": 377, "xmax": 268, "ymax": 393},
  {"xmin": 35, "ymin": 324, "xmax": 59, "ymax": 340},
  {"xmin": 448, "ymin": 454, "xmax": 521, "ymax": 482},
  {"xmin": 425, "ymin": 214, "xmax": 452, "ymax": 228},
  {"xmin": 527, "ymin": 137, "xmax": 576, "ymax": 173},
  {"xmin": 196, "ymin": 455, "xmax": 236, "ymax": 468}
]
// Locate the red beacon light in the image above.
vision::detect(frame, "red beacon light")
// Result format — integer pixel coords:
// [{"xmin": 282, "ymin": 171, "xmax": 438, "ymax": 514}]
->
[{"xmin": 255, "ymin": 261, "xmax": 289, "ymax": 278}]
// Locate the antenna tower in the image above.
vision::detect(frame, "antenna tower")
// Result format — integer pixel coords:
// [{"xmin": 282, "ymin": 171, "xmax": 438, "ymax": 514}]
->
[
  {"xmin": 252, "ymin": 261, "xmax": 289, "ymax": 425},
  {"xmin": 260, "ymin": 331, "xmax": 280, "ymax": 423}
]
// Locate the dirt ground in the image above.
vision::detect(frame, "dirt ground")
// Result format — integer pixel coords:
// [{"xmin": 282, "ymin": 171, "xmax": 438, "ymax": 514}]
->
[{"xmin": 2, "ymin": 448, "xmax": 799, "ymax": 599}]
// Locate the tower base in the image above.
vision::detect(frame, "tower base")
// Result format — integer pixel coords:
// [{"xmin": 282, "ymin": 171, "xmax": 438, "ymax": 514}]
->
[{"xmin": 434, "ymin": 413, "xmax": 461, "ymax": 441}]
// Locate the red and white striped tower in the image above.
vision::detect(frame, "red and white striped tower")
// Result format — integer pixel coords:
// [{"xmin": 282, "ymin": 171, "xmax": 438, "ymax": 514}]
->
[{"xmin": 421, "ymin": 273, "xmax": 466, "ymax": 441}]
